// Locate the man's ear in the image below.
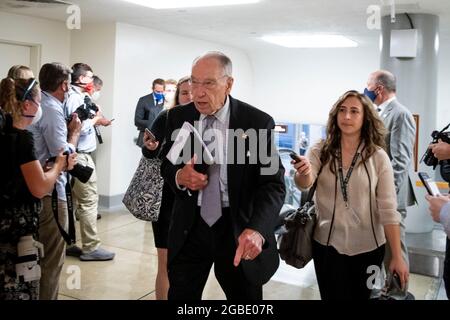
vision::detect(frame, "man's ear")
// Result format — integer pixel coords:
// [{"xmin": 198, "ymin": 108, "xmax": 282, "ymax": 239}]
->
[{"xmin": 226, "ymin": 77, "xmax": 234, "ymax": 95}]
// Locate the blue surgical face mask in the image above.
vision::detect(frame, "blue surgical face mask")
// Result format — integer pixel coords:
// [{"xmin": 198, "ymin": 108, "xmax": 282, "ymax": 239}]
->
[
  {"xmin": 364, "ymin": 88, "xmax": 377, "ymax": 102},
  {"xmin": 154, "ymin": 92, "xmax": 164, "ymax": 103}
]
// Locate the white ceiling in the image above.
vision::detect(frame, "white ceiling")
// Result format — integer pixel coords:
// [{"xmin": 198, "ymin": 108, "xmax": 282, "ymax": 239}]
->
[{"xmin": 1, "ymin": 0, "xmax": 450, "ymax": 51}]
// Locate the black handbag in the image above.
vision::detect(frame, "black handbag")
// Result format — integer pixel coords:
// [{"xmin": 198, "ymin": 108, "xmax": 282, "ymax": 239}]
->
[
  {"xmin": 278, "ymin": 166, "xmax": 323, "ymax": 269},
  {"xmin": 378, "ymin": 272, "xmax": 415, "ymax": 300}
]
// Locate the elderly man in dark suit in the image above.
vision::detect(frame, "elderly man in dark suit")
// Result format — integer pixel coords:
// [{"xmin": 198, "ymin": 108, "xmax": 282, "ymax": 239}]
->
[
  {"xmin": 134, "ymin": 78, "xmax": 165, "ymax": 147},
  {"xmin": 365, "ymin": 70, "xmax": 416, "ymax": 275},
  {"xmin": 160, "ymin": 51, "xmax": 285, "ymax": 300}
]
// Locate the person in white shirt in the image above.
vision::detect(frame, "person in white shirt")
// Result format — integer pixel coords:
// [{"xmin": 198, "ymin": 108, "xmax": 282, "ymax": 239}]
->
[{"xmin": 64, "ymin": 63, "xmax": 114, "ymax": 262}]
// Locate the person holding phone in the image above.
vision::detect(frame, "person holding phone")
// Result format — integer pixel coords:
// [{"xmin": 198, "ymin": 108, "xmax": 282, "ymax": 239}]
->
[
  {"xmin": 425, "ymin": 137, "xmax": 450, "ymax": 299},
  {"xmin": 425, "ymin": 194, "xmax": 450, "ymax": 237},
  {"xmin": 425, "ymin": 194, "xmax": 450, "ymax": 299},
  {"xmin": 293, "ymin": 90, "xmax": 408, "ymax": 300},
  {"xmin": 141, "ymin": 76, "xmax": 192, "ymax": 300}
]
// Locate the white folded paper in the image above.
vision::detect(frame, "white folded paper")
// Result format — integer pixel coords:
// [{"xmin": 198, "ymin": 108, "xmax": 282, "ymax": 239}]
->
[{"xmin": 166, "ymin": 121, "xmax": 214, "ymax": 165}]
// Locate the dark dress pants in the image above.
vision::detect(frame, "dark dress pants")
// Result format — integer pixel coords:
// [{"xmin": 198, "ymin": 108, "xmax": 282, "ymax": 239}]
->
[
  {"xmin": 312, "ymin": 240, "xmax": 385, "ymax": 300},
  {"xmin": 168, "ymin": 208, "xmax": 262, "ymax": 300}
]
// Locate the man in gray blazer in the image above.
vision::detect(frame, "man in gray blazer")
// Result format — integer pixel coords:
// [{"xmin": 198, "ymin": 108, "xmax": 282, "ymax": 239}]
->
[
  {"xmin": 134, "ymin": 78, "xmax": 165, "ymax": 147},
  {"xmin": 365, "ymin": 70, "xmax": 416, "ymax": 273}
]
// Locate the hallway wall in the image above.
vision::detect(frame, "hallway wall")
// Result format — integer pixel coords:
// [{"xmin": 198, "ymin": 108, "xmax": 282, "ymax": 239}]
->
[
  {"xmin": 1, "ymin": 11, "xmax": 450, "ymax": 207},
  {"xmin": 0, "ymin": 11, "xmax": 71, "ymax": 74}
]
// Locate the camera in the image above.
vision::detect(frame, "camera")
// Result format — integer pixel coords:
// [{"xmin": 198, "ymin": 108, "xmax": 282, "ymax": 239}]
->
[
  {"xmin": 421, "ymin": 123, "xmax": 450, "ymax": 182},
  {"xmin": 48, "ymin": 150, "xmax": 93, "ymax": 183},
  {"xmin": 68, "ymin": 95, "xmax": 99, "ymax": 122},
  {"xmin": 67, "ymin": 96, "xmax": 104, "ymax": 144},
  {"xmin": 15, "ymin": 236, "xmax": 44, "ymax": 282}
]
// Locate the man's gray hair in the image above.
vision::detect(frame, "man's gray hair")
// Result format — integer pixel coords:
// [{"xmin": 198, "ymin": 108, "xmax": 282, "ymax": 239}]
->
[
  {"xmin": 193, "ymin": 51, "xmax": 233, "ymax": 77},
  {"xmin": 375, "ymin": 70, "xmax": 396, "ymax": 93}
]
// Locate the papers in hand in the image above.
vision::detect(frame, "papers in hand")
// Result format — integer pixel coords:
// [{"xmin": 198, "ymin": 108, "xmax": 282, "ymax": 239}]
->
[{"xmin": 166, "ymin": 121, "xmax": 214, "ymax": 165}]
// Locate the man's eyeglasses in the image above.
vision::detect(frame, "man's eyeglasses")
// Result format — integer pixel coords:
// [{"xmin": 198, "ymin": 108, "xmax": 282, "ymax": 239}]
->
[
  {"xmin": 21, "ymin": 78, "xmax": 38, "ymax": 101},
  {"xmin": 189, "ymin": 75, "xmax": 228, "ymax": 90}
]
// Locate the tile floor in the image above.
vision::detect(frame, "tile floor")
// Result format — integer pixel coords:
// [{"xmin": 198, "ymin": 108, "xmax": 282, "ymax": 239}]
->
[{"xmin": 57, "ymin": 207, "xmax": 446, "ymax": 300}]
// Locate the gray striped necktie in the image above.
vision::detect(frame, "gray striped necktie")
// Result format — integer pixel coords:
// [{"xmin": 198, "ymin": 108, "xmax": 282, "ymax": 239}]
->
[{"xmin": 200, "ymin": 115, "xmax": 222, "ymax": 226}]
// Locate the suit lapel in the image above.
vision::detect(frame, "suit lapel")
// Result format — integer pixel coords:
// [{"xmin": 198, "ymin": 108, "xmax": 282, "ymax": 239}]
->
[
  {"xmin": 227, "ymin": 96, "xmax": 246, "ymax": 210},
  {"xmin": 184, "ymin": 104, "xmax": 201, "ymax": 169},
  {"xmin": 381, "ymin": 99, "xmax": 395, "ymax": 118}
]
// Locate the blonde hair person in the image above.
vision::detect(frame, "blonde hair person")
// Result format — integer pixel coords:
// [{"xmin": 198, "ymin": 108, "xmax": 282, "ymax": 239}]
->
[
  {"xmin": 293, "ymin": 90, "xmax": 409, "ymax": 300},
  {"xmin": 164, "ymin": 78, "xmax": 178, "ymax": 109},
  {"xmin": 0, "ymin": 77, "xmax": 76, "ymax": 300},
  {"xmin": 7, "ymin": 65, "xmax": 34, "ymax": 81},
  {"xmin": 175, "ymin": 76, "xmax": 192, "ymax": 106},
  {"xmin": 141, "ymin": 76, "xmax": 192, "ymax": 300}
]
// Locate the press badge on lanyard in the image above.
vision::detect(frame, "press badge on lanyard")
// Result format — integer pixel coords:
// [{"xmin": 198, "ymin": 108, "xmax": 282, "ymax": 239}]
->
[{"xmin": 337, "ymin": 142, "xmax": 362, "ymax": 226}]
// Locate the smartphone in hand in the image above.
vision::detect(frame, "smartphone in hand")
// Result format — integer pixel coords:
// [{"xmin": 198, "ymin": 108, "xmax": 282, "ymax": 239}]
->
[
  {"xmin": 418, "ymin": 172, "xmax": 441, "ymax": 196},
  {"xmin": 145, "ymin": 128, "xmax": 156, "ymax": 142},
  {"xmin": 289, "ymin": 152, "xmax": 302, "ymax": 164}
]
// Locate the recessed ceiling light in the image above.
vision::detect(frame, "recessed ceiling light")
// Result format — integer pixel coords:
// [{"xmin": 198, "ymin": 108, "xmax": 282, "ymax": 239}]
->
[
  {"xmin": 121, "ymin": 0, "xmax": 261, "ymax": 9},
  {"xmin": 261, "ymin": 34, "xmax": 358, "ymax": 48}
]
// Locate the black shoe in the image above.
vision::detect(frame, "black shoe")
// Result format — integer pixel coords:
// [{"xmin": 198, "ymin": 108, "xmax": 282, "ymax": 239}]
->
[
  {"xmin": 66, "ymin": 245, "xmax": 82, "ymax": 257},
  {"xmin": 97, "ymin": 213, "xmax": 102, "ymax": 220}
]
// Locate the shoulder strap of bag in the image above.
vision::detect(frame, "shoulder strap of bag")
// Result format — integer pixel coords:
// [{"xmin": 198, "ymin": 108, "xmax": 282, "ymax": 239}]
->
[{"xmin": 305, "ymin": 164, "xmax": 324, "ymax": 203}]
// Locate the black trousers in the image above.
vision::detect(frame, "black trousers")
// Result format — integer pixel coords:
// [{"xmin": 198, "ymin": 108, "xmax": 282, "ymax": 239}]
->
[
  {"xmin": 312, "ymin": 240, "xmax": 385, "ymax": 300},
  {"xmin": 444, "ymin": 237, "xmax": 450, "ymax": 299},
  {"xmin": 168, "ymin": 208, "xmax": 262, "ymax": 300}
]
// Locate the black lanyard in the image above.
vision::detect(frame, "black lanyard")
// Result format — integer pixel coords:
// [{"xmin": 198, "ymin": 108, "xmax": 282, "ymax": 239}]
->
[
  {"xmin": 51, "ymin": 172, "xmax": 76, "ymax": 245},
  {"xmin": 337, "ymin": 141, "xmax": 362, "ymax": 208}
]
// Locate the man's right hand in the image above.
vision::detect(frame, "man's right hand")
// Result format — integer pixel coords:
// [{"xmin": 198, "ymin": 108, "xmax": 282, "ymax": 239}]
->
[
  {"xmin": 430, "ymin": 139, "xmax": 450, "ymax": 161},
  {"xmin": 67, "ymin": 113, "xmax": 82, "ymax": 135},
  {"xmin": 176, "ymin": 155, "xmax": 208, "ymax": 191}
]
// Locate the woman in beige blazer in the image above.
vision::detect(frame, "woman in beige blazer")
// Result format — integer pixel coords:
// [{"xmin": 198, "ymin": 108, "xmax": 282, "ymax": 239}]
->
[{"xmin": 293, "ymin": 90, "xmax": 408, "ymax": 300}]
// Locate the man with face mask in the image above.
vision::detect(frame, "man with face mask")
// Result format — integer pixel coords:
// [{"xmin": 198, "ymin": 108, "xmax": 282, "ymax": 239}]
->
[
  {"xmin": 28, "ymin": 62, "xmax": 82, "ymax": 299},
  {"xmin": 64, "ymin": 63, "xmax": 114, "ymax": 263},
  {"xmin": 134, "ymin": 78, "xmax": 165, "ymax": 147},
  {"xmin": 91, "ymin": 75, "xmax": 103, "ymax": 102},
  {"xmin": 365, "ymin": 70, "xmax": 416, "ymax": 296}
]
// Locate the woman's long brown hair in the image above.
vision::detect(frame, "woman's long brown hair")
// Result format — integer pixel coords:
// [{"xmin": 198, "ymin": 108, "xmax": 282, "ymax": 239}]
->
[{"xmin": 320, "ymin": 90, "xmax": 387, "ymax": 173}]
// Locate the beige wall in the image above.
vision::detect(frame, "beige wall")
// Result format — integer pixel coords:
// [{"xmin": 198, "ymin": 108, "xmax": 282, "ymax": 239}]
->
[
  {"xmin": 0, "ymin": 11, "xmax": 71, "ymax": 73},
  {"xmin": 70, "ymin": 23, "xmax": 117, "ymax": 198},
  {"xmin": 111, "ymin": 22, "xmax": 254, "ymax": 198}
]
